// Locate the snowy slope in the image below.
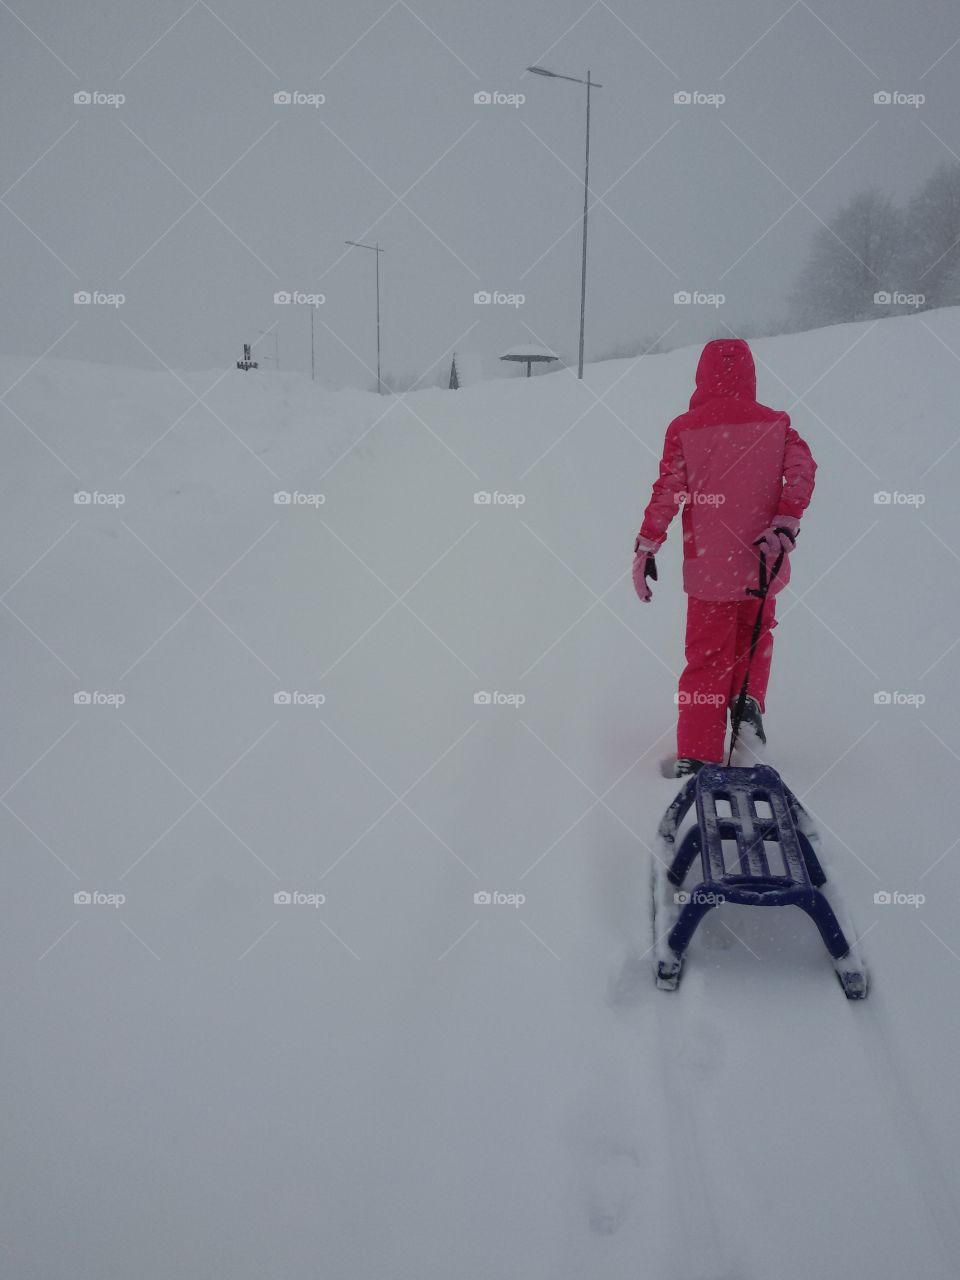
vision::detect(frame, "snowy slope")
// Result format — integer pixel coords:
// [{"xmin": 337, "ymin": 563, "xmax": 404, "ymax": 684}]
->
[{"xmin": 2, "ymin": 310, "xmax": 960, "ymax": 1279}]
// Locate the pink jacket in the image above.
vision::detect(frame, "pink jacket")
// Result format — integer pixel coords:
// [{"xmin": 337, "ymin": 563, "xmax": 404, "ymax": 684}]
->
[{"xmin": 639, "ymin": 339, "xmax": 816, "ymax": 601}]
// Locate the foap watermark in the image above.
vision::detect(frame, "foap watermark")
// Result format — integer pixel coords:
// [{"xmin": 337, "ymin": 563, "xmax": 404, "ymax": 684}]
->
[
  {"xmin": 873, "ymin": 890, "xmax": 925, "ymax": 908},
  {"xmin": 473, "ymin": 290, "xmax": 525, "ymax": 308},
  {"xmin": 74, "ymin": 890, "xmax": 126, "ymax": 908},
  {"xmin": 274, "ymin": 490, "xmax": 325, "ymax": 506},
  {"xmin": 675, "ymin": 690, "xmax": 726, "ymax": 707},
  {"xmin": 674, "ymin": 489, "xmax": 725, "ymax": 507},
  {"xmin": 874, "ymin": 290, "xmax": 925, "ymax": 309},
  {"xmin": 473, "ymin": 490, "xmax": 525, "ymax": 506},
  {"xmin": 873, "ymin": 691, "xmax": 925, "ymax": 707},
  {"xmin": 674, "ymin": 90, "xmax": 725, "ymax": 108},
  {"xmin": 74, "ymin": 490, "xmax": 125, "ymax": 506},
  {"xmin": 873, "ymin": 490, "xmax": 925, "ymax": 506},
  {"xmin": 274, "ymin": 290, "xmax": 325, "ymax": 308},
  {"xmin": 74, "ymin": 690, "xmax": 125, "ymax": 708},
  {"xmin": 674, "ymin": 889, "xmax": 725, "ymax": 906},
  {"xmin": 474, "ymin": 90, "xmax": 525, "ymax": 108},
  {"xmin": 274, "ymin": 890, "xmax": 326, "ymax": 907},
  {"xmin": 674, "ymin": 290, "xmax": 725, "ymax": 308},
  {"xmin": 874, "ymin": 90, "xmax": 924, "ymax": 108},
  {"xmin": 274, "ymin": 691, "xmax": 325, "ymax": 708},
  {"xmin": 473, "ymin": 890, "xmax": 526, "ymax": 908},
  {"xmin": 274, "ymin": 90, "xmax": 325, "ymax": 108},
  {"xmin": 474, "ymin": 691, "xmax": 526, "ymax": 708},
  {"xmin": 74, "ymin": 90, "xmax": 125, "ymax": 108},
  {"xmin": 74, "ymin": 291, "xmax": 125, "ymax": 307}
]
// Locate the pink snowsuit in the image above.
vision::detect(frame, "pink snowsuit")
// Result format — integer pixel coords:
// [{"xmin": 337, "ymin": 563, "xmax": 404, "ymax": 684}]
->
[{"xmin": 639, "ymin": 339, "xmax": 816, "ymax": 762}]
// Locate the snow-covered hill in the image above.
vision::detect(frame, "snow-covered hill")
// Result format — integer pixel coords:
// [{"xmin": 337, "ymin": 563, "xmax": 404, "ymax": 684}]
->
[{"xmin": 3, "ymin": 310, "xmax": 960, "ymax": 1279}]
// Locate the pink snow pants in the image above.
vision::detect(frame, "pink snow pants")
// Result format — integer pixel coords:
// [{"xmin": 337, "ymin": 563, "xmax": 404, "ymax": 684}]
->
[{"xmin": 676, "ymin": 595, "xmax": 777, "ymax": 763}]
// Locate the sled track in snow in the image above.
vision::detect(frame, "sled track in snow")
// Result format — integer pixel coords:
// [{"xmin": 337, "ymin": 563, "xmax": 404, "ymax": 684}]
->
[
  {"xmin": 647, "ymin": 964, "xmax": 960, "ymax": 1280},
  {"xmin": 635, "ymin": 834, "xmax": 960, "ymax": 1280},
  {"xmin": 653, "ymin": 996, "xmax": 745, "ymax": 1280},
  {"xmin": 850, "ymin": 994, "xmax": 960, "ymax": 1274},
  {"xmin": 647, "ymin": 856, "xmax": 745, "ymax": 1280}
]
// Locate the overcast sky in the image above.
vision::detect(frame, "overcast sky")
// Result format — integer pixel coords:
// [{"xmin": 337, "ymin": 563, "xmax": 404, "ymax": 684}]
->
[{"xmin": 3, "ymin": 0, "xmax": 959, "ymax": 386}]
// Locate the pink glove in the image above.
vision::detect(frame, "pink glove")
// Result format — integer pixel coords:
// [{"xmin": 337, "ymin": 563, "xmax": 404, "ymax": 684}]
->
[
  {"xmin": 632, "ymin": 535, "xmax": 660, "ymax": 603},
  {"xmin": 754, "ymin": 515, "xmax": 800, "ymax": 560}
]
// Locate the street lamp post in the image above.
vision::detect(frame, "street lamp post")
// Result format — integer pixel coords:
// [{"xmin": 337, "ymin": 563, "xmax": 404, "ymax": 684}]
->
[
  {"xmin": 345, "ymin": 239, "xmax": 384, "ymax": 394},
  {"xmin": 526, "ymin": 65, "xmax": 602, "ymax": 380}
]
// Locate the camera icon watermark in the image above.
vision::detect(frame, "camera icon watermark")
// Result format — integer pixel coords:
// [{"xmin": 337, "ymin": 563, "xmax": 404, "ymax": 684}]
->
[
  {"xmin": 675, "ymin": 690, "xmax": 726, "ymax": 706},
  {"xmin": 74, "ymin": 889, "xmax": 126, "ymax": 907},
  {"xmin": 273, "ymin": 690, "xmax": 325, "ymax": 708},
  {"xmin": 873, "ymin": 890, "xmax": 925, "ymax": 907},
  {"xmin": 74, "ymin": 690, "xmax": 126, "ymax": 708},
  {"xmin": 873, "ymin": 690, "xmax": 925, "ymax": 707},
  {"xmin": 674, "ymin": 90, "xmax": 725, "ymax": 108},
  {"xmin": 874, "ymin": 90, "xmax": 924, "ymax": 108},
  {"xmin": 874, "ymin": 290, "xmax": 924, "ymax": 308},
  {"xmin": 273, "ymin": 490, "xmax": 325, "ymax": 506},
  {"xmin": 274, "ymin": 890, "xmax": 326, "ymax": 907},
  {"xmin": 473, "ymin": 490, "xmax": 525, "ymax": 506},
  {"xmin": 473, "ymin": 90, "xmax": 525, "ymax": 108},
  {"xmin": 274, "ymin": 290, "xmax": 324, "ymax": 308},
  {"xmin": 674, "ymin": 489, "xmax": 725, "ymax": 507},
  {"xmin": 674, "ymin": 889, "xmax": 725, "ymax": 906},
  {"xmin": 674, "ymin": 290, "xmax": 725, "ymax": 308},
  {"xmin": 473, "ymin": 289, "xmax": 525, "ymax": 308},
  {"xmin": 473, "ymin": 690, "xmax": 526, "ymax": 708},
  {"xmin": 274, "ymin": 90, "xmax": 325, "ymax": 107},
  {"xmin": 873, "ymin": 490, "xmax": 925, "ymax": 506},
  {"xmin": 74, "ymin": 90, "xmax": 125, "ymax": 108},
  {"xmin": 74, "ymin": 291, "xmax": 125, "ymax": 307},
  {"xmin": 74, "ymin": 490, "xmax": 125, "ymax": 506},
  {"xmin": 473, "ymin": 890, "xmax": 526, "ymax": 908}
]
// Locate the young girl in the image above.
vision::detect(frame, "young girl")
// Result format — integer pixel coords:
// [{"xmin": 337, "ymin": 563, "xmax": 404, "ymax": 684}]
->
[{"xmin": 633, "ymin": 338, "xmax": 816, "ymax": 776}]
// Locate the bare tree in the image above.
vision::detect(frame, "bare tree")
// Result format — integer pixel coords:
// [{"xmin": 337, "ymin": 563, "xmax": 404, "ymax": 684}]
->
[
  {"xmin": 901, "ymin": 163, "xmax": 960, "ymax": 310},
  {"xmin": 380, "ymin": 369, "xmax": 424, "ymax": 393},
  {"xmin": 788, "ymin": 190, "xmax": 903, "ymax": 330},
  {"xmin": 592, "ymin": 333, "xmax": 671, "ymax": 362}
]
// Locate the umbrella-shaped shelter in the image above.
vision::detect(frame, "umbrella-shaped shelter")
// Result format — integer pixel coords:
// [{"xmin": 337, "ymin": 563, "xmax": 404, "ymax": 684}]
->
[{"xmin": 499, "ymin": 345, "xmax": 560, "ymax": 378}]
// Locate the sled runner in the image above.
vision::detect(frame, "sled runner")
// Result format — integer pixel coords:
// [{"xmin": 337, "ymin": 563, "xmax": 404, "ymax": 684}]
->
[{"xmin": 652, "ymin": 763, "xmax": 867, "ymax": 999}]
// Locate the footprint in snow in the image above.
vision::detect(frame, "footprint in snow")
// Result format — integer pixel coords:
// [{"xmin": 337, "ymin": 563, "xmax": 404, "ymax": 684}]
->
[
  {"xmin": 583, "ymin": 1142, "xmax": 643, "ymax": 1236},
  {"xmin": 699, "ymin": 913, "xmax": 738, "ymax": 950},
  {"xmin": 607, "ymin": 947, "xmax": 651, "ymax": 1008},
  {"xmin": 677, "ymin": 1018, "xmax": 726, "ymax": 1079}
]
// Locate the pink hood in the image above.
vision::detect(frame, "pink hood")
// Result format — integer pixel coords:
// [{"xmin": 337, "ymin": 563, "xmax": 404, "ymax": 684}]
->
[{"xmin": 688, "ymin": 338, "xmax": 757, "ymax": 410}]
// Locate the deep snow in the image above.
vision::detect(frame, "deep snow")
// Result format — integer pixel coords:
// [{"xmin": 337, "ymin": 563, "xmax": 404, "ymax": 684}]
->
[{"xmin": 2, "ymin": 309, "xmax": 960, "ymax": 1279}]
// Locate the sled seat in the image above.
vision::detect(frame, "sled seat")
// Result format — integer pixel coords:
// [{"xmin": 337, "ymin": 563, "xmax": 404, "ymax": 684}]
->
[{"xmin": 655, "ymin": 764, "xmax": 866, "ymax": 998}]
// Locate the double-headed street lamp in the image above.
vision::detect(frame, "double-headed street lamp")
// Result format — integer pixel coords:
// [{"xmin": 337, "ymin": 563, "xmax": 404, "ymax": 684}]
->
[
  {"xmin": 345, "ymin": 239, "xmax": 384, "ymax": 394},
  {"xmin": 526, "ymin": 65, "xmax": 602, "ymax": 380}
]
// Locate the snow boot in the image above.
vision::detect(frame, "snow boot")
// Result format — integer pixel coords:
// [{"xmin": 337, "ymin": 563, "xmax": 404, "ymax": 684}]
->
[
  {"xmin": 734, "ymin": 694, "xmax": 766, "ymax": 746},
  {"xmin": 674, "ymin": 757, "xmax": 705, "ymax": 777},
  {"xmin": 658, "ymin": 756, "xmax": 707, "ymax": 779}
]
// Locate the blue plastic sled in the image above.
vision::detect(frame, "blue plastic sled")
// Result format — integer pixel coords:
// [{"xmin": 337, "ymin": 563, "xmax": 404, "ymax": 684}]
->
[{"xmin": 652, "ymin": 764, "xmax": 867, "ymax": 999}]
